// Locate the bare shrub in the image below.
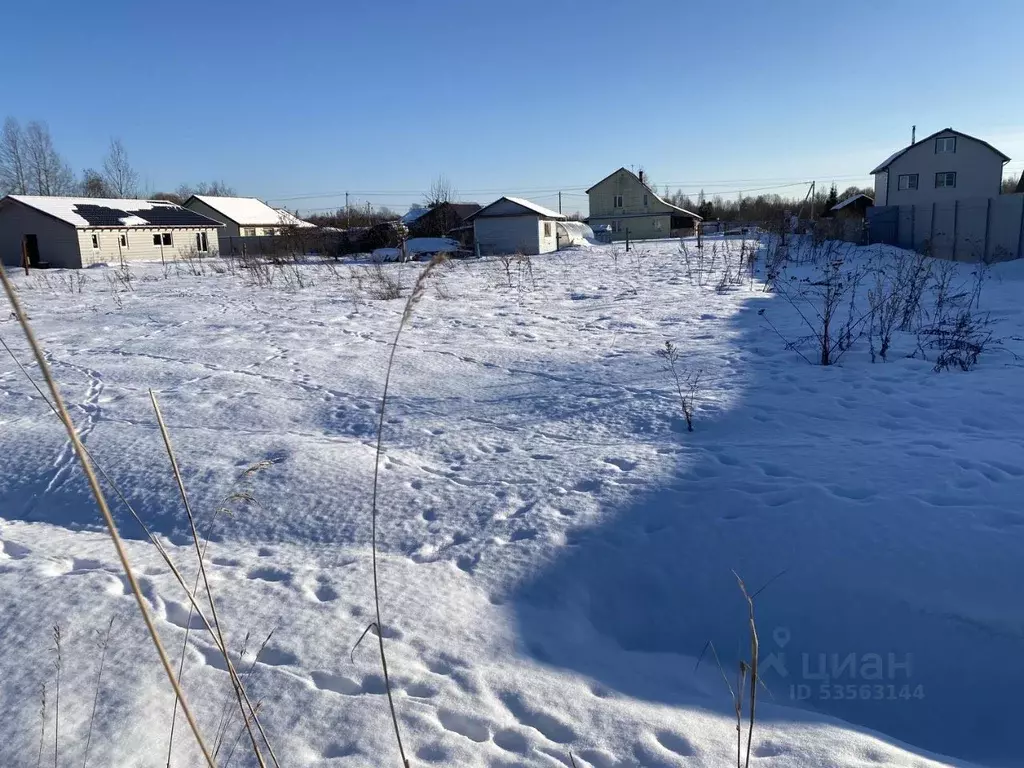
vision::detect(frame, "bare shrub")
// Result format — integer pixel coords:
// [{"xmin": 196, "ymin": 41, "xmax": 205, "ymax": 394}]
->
[
  {"xmin": 364, "ymin": 264, "xmax": 403, "ymax": 300},
  {"xmin": 655, "ymin": 340, "xmax": 701, "ymax": 432}
]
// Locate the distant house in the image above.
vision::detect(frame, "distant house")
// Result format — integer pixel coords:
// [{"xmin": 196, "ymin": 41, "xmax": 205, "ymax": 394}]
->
[
  {"xmin": 183, "ymin": 195, "xmax": 315, "ymax": 237},
  {"xmin": 402, "ymin": 202, "xmax": 481, "ymax": 240},
  {"xmin": 0, "ymin": 195, "xmax": 222, "ymax": 269},
  {"xmin": 586, "ymin": 168, "xmax": 701, "ymax": 240},
  {"xmin": 827, "ymin": 194, "xmax": 873, "ymax": 219},
  {"xmin": 871, "ymin": 128, "xmax": 1011, "ymax": 206},
  {"xmin": 466, "ymin": 197, "xmax": 566, "ymax": 255}
]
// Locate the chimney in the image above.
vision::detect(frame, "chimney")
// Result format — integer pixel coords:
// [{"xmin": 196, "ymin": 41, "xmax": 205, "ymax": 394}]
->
[
  {"xmin": 638, "ymin": 169, "xmax": 645, "ymax": 184},
  {"xmin": 911, "ymin": 125, "xmax": 916, "ymax": 144}
]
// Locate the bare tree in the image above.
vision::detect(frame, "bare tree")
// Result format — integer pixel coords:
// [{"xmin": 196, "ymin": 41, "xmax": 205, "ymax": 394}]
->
[
  {"xmin": 102, "ymin": 138, "xmax": 139, "ymax": 198},
  {"xmin": 23, "ymin": 121, "xmax": 75, "ymax": 195},
  {"xmin": 80, "ymin": 169, "xmax": 111, "ymax": 198},
  {"xmin": 0, "ymin": 117, "xmax": 29, "ymax": 194},
  {"xmin": 423, "ymin": 174, "xmax": 454, "ymax": 207}
]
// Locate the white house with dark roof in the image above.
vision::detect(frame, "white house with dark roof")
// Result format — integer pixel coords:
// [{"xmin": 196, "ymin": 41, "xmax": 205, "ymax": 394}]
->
[
  {"xmin": 466, "ymin": 197, "xmax": 566, "ymax": 255},
  {"xmin": 183, "ymin": 195, "xmax": 314, "ymax": 238},
  {"xmin": 0, "ymin": 195, "xmax": 223, "ymax": 269},
  {"xmin": 871, "ymin": 128, "xmax": 1011, "ymax": 206}
]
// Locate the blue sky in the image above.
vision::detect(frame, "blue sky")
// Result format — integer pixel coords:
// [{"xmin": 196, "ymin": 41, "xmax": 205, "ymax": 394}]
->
[{"xmin": 5, "ymin": 0, "xmax": 1023, "ymax": 216}]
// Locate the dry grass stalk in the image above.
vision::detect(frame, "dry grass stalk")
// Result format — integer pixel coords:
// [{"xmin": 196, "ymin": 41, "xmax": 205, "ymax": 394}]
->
[
  {"xmin": 0, "ymin": 265, "xmax": 218, "ymax": 768},
  {"xmin": 52, "ymin": 624, "xmax": 62, "ymax": 768},
  {"xmin": 149, "ymin": 391, "xmax": 273, "ymax": 768},
  {"xmin": 360, "ymin": 254, "xmax": 447, "ymax": 767},
  {"xmin": 37, "ymin": 683, "xmax": 46, "ymax": 768},
  {"xmin": 734, "ymin": 572, "xmax": 760, "ymax": 768},
  {"xmin": 83, "ymin": 615, "xmax": 117, "ymax": 768}
]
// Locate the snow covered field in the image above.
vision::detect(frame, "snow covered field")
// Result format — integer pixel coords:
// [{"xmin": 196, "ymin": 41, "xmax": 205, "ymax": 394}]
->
[{"xmin": 2, "ymin": 239, "xmax": 1023, "ymax": 767}]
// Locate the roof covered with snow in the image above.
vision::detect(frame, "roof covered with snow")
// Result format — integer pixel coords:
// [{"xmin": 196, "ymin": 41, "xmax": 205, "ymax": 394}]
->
[
  {"xmin": 468, "ymin": 196, "xmax": 566, "ymax": 221},
  {"xmin": 3, "ymin": 195, "xmax": 222, "ymax": 229},
  {"xmin": 187, "ymin": 195, "xmax": 315, "ymax": 227},
  {"xmin": 831, "ymin": 193, "xmax": 874, "ymax": 211},
  {"xmin": 871, "ymin": 128, "xmax": 1011, "ymax": 175},
  {"xmin": 401, "ymin": 207, "xmax": 430, "ymax": 225}
]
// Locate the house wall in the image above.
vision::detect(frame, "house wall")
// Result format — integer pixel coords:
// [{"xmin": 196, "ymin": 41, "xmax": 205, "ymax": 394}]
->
[
  {"xmin": 874, "ymin": 172, "xmax": 888, "ymax": 206},
  {"xmin": 0, "ymin": 202, "xmax": 82, "ymax": 268},
  {"xmin": 588, "ymin": 214, "xmax": 671, "ymax": 241},
  {"xmin": 184, "ymin": 198, "xmax": 242, "ymax": 237},
  {"xmin": 474, "ymin": 215, "xmax": 548, "ymax": 255},
  {"xmin": 588, "ymin": 169, "xmax": 676, "ymax": 219},
  {"xmin": 868, "ymin": 194, "xmax": 1024, "ymax": 261},
  {"xmin": 882, "ymin": 132, "xmax": 1007, "ymax": 207},
  {"xmin": 77, "ymin": 227, "xmax": 222, "ymax": 266}
]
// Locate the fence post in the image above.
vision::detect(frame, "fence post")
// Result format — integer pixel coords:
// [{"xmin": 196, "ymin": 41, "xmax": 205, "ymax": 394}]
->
[
  {"xmin": 1017, "ymin": 196, "xmax": 1024, "ymax": 261},
  {"xmin": 952, "ymin": 200, "xmax": 959, "ymax": 261},
  {"xmin": 983, "ymin": 197, "xmax": 992, "ymax": 262}
]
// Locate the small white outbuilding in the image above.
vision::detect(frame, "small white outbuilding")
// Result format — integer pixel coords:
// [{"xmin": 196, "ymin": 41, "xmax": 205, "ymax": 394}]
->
[{"xmin": 467, "ymin": 197, "xmax": 566, "ymax": 256}]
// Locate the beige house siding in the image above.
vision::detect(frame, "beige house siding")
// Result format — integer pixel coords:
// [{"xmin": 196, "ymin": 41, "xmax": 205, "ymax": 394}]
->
[
  {"xmin": 588, "ymin": 169, "xmax": 675, "ymax": 219},
  {"xmin": 0, "ymin": 202, "xmax": 83, "ymax": 268},
  {"xmin": 880, "ymin": 131, "xmax": 1007, "ymax": 207},
  {"xmin": 77, "ymin": 227, "xmax": 221, "ymax": 266}
]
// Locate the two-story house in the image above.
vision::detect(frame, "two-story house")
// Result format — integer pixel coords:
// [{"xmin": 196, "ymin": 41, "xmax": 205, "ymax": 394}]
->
[
  {"xmin": 871, "ymin": 128, "xmax": 1010, "ymax": 207},
  {"xmin": 586, "ymin": 168, "xmax": 700, "ymax": 241}
]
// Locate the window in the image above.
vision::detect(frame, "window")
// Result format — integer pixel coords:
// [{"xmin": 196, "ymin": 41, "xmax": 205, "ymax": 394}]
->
[
  {"xmin": 119, "ymin": 233, "xmax": 128, "ymax": 248},
  {"xmin": 654, "ymin": 218, "xmax": 662, "ymax": 231},
  {"xmin": 91, "ymin": 234, "xmax": 99, "ymax": 249},
  {"xmin": 643, "ymin": 194, "xmax": 649, "ymax": 207},
  {"xmin": 153, "ymin": 234, "xmax": 161, "ymax": 245},
  {"xmin": 611, "ymin": 220, "xmax": 622, "ymax": 233},
  {"xmin": 243, "ymin": 227, "xmax": 256, "ymax": 237},
  {"xmin": 196, "ymin": 232, "xmax": 209, "ymax": 252},
  {"xmin": 613, "ymin": 194, "xmax": 623, "ymax": 208},
  {"xmin": 543, "ymin": 221, "xmax": 552, "ymax": 237},
  {"xmin": 265, "ymin": 228, "xmax": 277, "ymax": 236},
  {"xmin": 897, "ymin": 174, "xmax": 919, "ymax": 191},
  {"xmin": 935, "ymin": 171, "xmax": 957, "ymax": 188},
  {"xmin": 935, "ymin": 136, "xmax": 957, "ymax": 153},
  {"xmin": 162, "ymin": 233, "xmax": 172, "ymax": 246}
]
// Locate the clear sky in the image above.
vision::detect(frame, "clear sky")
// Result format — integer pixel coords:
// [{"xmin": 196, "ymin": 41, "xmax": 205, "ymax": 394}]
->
[{"xmin": 5, "ymin": 0, "xmax": 1023, "ymax": 216}]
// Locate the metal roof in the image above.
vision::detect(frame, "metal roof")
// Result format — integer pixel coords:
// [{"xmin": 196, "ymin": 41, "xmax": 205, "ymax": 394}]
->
[
  {"xmin": 870, "ymin": 128, "xmax": 1011, "ymax": 175},
  {"xmin": 3, "ymin": 195, "xmax": 222, "ymax": 228}
]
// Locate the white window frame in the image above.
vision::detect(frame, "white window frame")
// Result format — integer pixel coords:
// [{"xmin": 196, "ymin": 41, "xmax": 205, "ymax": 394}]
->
[
  {"xmin": 543, "ymin": 221, "xmax": 552, "ymax": 237},
  {"xmin": 654, "ymin": 218, "xmax": 662, "ymax": 231},
  {"xmin": 91, "ymin": 233, "xmax": 100, "ymax": 249},
  {"xmin": 161, "ymin": 232, "xmax": 173, "ymax": 246},
  {"xmin": 196, "ymin": 232, "xmax": 209, "ymax": 252},
  {"xmin": 611, "ymin": 220, "xmax": 622, "ymax": 233},
  {"xmin": 613, "ymin": 194, "xmax": 623, "ymax": 208},
  {"xmin": 243, "ymin": 227, "xmax": 257, "ymax": 237},
  {"xmin": 935, "ymin": 171, "xmax": 957, "ymax": 188},
  {"xmin": 935, "ymin": 136, "xmax": 957, "ymax": 154},
  {"xmin": 897, "ymin": 174, "xmax": 919, "ymax": 191}
]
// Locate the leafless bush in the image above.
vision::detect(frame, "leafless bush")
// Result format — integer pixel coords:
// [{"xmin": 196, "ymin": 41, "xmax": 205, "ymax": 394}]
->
[
  {"xmin": 498, "ymin": 252, "xmax": 535, "ymax": 298},
  {"xmin": 176, "ymin": 246, "xmax": 207, "ymax": 277},
  {"xmin": 770, "ymin": 257, "xmax": 870, "ymax": 365},
  {"xmin": 655, "ymin": 340, "xmax": 701, "ymax": 431},
  {"xmin": 362, "ymin": 264, "xmax": 404, "ymax": 300},
  {"xmin": 920, "ymin": 309, "xmax": 995, "ymax": 372}
]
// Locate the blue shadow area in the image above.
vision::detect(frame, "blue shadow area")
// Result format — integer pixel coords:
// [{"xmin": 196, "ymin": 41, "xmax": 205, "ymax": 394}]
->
[{"xmin": 512, "ymin": 287, "xmax": 1024, "ymax": 765}]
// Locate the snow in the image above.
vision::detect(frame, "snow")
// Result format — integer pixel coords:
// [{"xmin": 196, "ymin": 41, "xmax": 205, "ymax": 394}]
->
[
  {"xmin": 406, "ymin": 237, "xmax": 461, "ymax": 254},
  {"xmin": 476, "ymin": 196, "xmax": 566, "ymax": 220},
  {"xmin": 401, "ymin": 207, "xmax": 430, "ymax": 225},
  {"xmin": 6, "ymin": 195, "xmax": 199, "ymax": 228},
  {"xmin": 190, "ymin": 195, "xmax": 315, "ymax": 227},
  {"xmin": 1, "ymin": 238, "xmax": 1021, "ymax": 767}
]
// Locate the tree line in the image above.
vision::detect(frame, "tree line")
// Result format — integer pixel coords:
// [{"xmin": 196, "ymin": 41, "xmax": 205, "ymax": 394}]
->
[{"xmin": 0, "ymin": 116, "xmax": 234, "ymax": 203}]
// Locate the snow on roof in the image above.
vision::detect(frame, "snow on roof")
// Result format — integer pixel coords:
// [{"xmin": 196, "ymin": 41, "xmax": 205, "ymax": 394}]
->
[
  {"xmin": 6, "ymin": 195, "xmax": 221, "ymax": 229},
  {"xmin": 503, "ymin": 197, "xmax": 565, "ymax": 219},
  {"xmin": 190, "ymin": 195, "xmax": 315, "ymax": 227},
  {"xmin": 831, "ymin": 193, "xmax": 873, "ymax": 212},
  {"xmin": 401, "ymin": 207, "xmax": 430, "ymax": 225}
]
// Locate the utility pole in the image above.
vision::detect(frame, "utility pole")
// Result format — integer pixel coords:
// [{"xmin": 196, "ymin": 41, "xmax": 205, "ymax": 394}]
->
[
  {"xmin": 558, "ymin": 191, "xmax": 562, "ymax": 214},
  {"xmin": 345, "ymin": 192, "xmax": 350, "ymax": 229}
]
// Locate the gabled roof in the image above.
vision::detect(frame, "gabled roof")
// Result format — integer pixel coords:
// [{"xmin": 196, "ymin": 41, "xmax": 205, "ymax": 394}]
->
[
  {"xmin": 831, "ymin": 193, "xmax": 873, "ymax": 211},
  {"xmin": 871, "ymin": 128, "xmax": 1011, "ymax": 175},
  {"xmin": 186, "ymin": 195, "xmax": 315, "ymax": 227},
  {"xmin": 585, "ymin": 167, "xmax": 702, "ymax": 219},
  {"xmin": 2, "ymin": 195, "xmax": 222, "ymax": 229},
  {"xmin": 1017, "ymin": 171, "xmax": 1024, "ymax": 194},
  {"xmin": 402, "ymin": 202, "xmax": 482, "ymax": 226},
  {"xmin": 466, "ymin": 196, "xmax": 566, "ymax": 221}
]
